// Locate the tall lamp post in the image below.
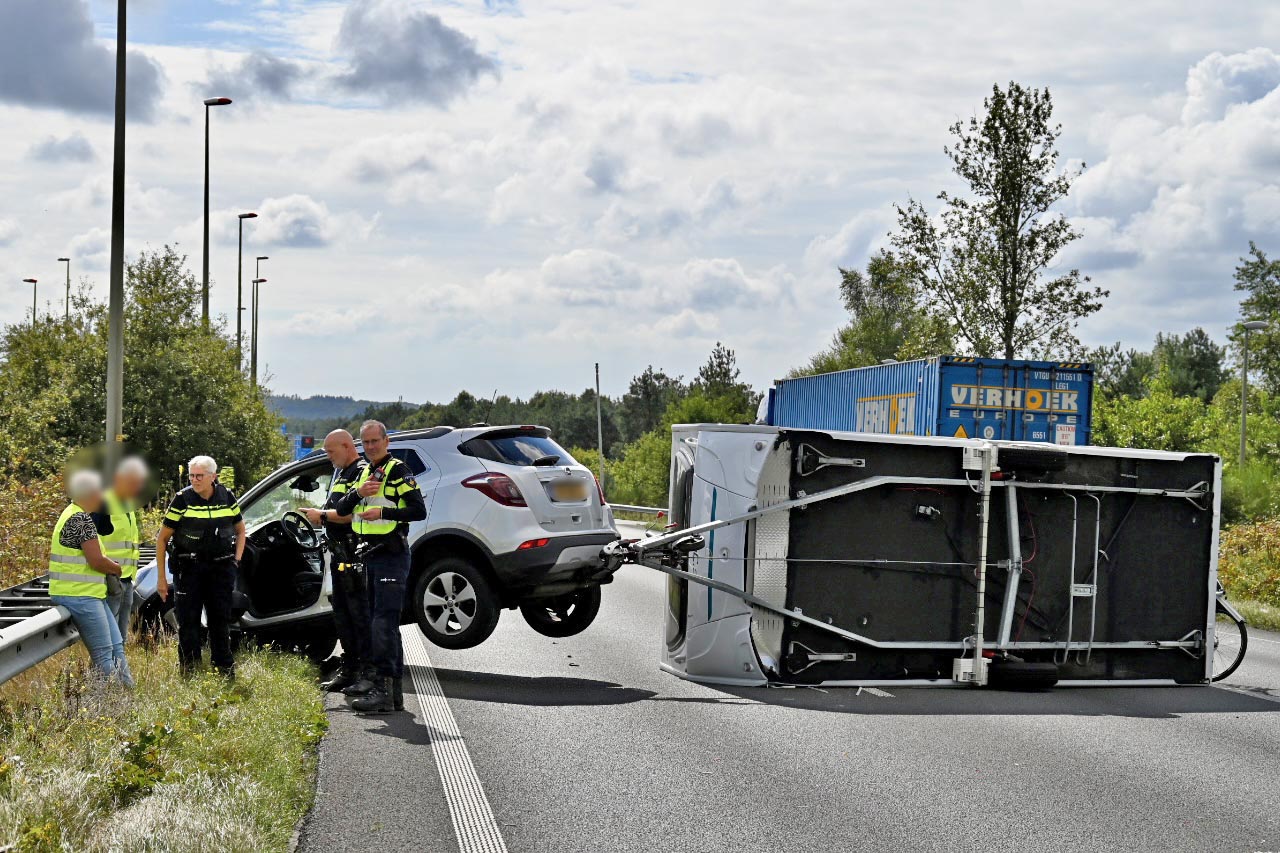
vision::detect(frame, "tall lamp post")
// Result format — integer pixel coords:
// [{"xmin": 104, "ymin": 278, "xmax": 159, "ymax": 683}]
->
[
  {"xmin": 57, "ymin": 258, "xmax": 70, "ymax": 320},
  {"xmin": 1240, "ymin": 320, "xmax": 1270, "ymax": 466},
  {"xmin": 105, "ymin": 0, "xmax": 127, "ymax": 467},
  {"xmin": 22, "ymin": 279, "xmax": 37, "ymax": 322},
  {"xmin": 253, "ymin": 255, "xmax": 268, "ymax": 386},
  {"xmin": 236, "ymin": 211, "xmax": 258, "ymax": 365},
  {"xmin": 251, "ymin": 278, "xmax": 266, "ymax": 387},
  {"xmin": 202, "ymin": 96, "xmax": 233, "ymax": 326}
]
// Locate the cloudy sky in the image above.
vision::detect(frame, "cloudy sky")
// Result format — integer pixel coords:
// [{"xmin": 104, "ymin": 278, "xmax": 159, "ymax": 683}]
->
[{"xmin": 2, "ymin": 1, "xmax": 1280, "ymax": 401}]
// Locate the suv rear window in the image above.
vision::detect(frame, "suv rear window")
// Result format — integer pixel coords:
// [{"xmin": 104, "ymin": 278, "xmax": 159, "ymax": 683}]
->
[{"xmin": 462, "ymin": 433, "xmax": 577, "ymax": 467}]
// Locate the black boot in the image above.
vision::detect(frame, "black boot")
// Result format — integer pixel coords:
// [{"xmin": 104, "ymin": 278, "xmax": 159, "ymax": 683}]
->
[
  {"xmin": 393, "ymin": 676, "xmax": 404, "ymax": 711},
  {"xmin": 352, "ymin": 677, "xmax": 394, "ymax": 714},
  {"xmin": 342, "ymin": 666, "xmax": 376, "ymax": 696},
  {"xmin": 322, "ymin": 667, "xmax": 357, "ymax": 693}
]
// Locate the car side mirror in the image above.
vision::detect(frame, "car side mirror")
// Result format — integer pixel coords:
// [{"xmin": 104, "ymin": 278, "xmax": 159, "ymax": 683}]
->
[{"xmin": 289, "ymin": 475, "xmax": 321, "ymax": 492}]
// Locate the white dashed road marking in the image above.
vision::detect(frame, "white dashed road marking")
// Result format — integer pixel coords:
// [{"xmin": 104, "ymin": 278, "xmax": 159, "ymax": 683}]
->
[{"xmin": 404, "ymin": 627, "xmax": 509, "ymax": 853}]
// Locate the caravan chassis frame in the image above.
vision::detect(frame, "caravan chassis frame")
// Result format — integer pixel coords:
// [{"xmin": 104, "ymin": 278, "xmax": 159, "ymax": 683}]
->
[{"xmin": 605, "ymin": 441, "xmax": 1218, "ymax": 686}]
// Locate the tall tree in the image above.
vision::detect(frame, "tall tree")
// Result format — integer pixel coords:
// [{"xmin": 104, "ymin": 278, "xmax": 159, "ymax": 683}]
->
[
  {"xmin": 793, "ymin": 250, "xmax": 954, "ymax": 377},
  {"xmin": 1153, "ymin": 328, "xmax": 1226, "ymax": 403},
  {"xmin": 620, "ymin": 366, "xmax": 686, "ymax": 440},
  {"xmin": 690, "ymin": 342, "xmax": 757, "ymax": 413},
  {"xmin": 892, "ymin": 82, "xmax": 1107, "ymax": 358},
  {"xmin": 1233, "ymin": 241, "xmax": 1280, "ymax": 392},
  {"xmin": 0, "ymin": 246, "xmax": 289, "ymax": 483},
  {"xmin": 1086, "ymin": 342, "xmax": 1155, "ymax": 400}
]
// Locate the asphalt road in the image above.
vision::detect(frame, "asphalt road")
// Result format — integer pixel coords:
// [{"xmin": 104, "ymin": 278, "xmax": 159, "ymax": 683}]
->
[{"xmin": 300, "ymin": 531, "xmax": 1280, "ymax": 853}]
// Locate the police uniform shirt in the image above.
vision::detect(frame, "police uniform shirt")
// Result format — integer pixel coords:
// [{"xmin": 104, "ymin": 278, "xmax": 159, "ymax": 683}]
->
[
  {"xmin": 322, "ymin": 458, "xmax": 367, "ymax": 540},
  {"xmin": 334, "ymin": 454, "xmax": 427, "ymax": 540},
  {"xmin": 162, "ymin": 483, "xmax": 243, "ymax": 559}
]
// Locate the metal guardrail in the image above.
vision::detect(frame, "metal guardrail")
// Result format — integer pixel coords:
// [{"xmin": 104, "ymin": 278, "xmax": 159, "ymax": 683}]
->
[
  {"xmin": 609, "ymin": 504, "xmax": 668, "ymax": 516},
  {"xmin": 0, "ymin": 575, "xmax": 77, "ymax": 685},
  {"xmin": 0, "ymin": 544, "xmax": 155, "ymax": 685}
]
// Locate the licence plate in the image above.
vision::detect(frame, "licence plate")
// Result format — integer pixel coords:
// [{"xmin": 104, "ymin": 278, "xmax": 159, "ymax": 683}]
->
[{"xmin": 551, "ymin": 481, "xmax": 588, "ymax": 502}]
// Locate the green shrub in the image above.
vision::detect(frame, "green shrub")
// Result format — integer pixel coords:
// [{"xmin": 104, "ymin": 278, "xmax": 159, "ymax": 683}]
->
[
  {"xmin": 1218, "ymin": 518, "xmax": 1280, "ymax": 609},
  {"xmin": 1221, "ymin": 462, "xmax": 1280, "ymax": 524}
]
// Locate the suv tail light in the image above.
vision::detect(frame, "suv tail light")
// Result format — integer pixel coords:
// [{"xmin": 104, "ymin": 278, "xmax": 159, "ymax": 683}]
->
[
  {"xmin": 594, "ymin": 475, "xmax": 606, "ymax": 505},
  {"xmin": 462, "ymin": 472, "xmax": 527, "ymax": 507}
]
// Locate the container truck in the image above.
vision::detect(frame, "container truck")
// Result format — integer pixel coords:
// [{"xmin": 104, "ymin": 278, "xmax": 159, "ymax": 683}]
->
[{"xmin": 760, "ymin": 356, "xmax": 1095, "ymax": 445}]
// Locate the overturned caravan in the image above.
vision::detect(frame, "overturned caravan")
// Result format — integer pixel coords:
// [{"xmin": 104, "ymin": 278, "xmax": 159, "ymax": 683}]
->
[{"xmin": 610, "ymin": 424, "xmax": 1232, "ymax": 688}]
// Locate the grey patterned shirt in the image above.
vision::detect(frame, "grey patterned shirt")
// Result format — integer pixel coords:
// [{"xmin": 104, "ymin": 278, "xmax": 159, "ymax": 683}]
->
[{"xmin": 59, "ymin": 512, "xmax": 99, "ymax": 549}]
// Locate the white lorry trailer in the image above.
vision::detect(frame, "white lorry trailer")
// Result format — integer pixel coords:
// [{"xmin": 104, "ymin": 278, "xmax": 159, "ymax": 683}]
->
[{"xmin": 603, "ymin": 424, "xmax": 1246, "ymax": 688}]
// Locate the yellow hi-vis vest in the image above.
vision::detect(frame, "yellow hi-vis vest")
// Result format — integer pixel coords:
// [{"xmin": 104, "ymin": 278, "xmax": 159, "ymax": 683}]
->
[
  {"xmin": 100, "ymin": 489, "xmax": 141, "ymax": 581},
  {"xmin": 351, "ymin": 458, "xmax": 401, "ymax": 537},
  {"xmin": 48, "ymin": 502, "xmax": 108, "ymax": 599}
]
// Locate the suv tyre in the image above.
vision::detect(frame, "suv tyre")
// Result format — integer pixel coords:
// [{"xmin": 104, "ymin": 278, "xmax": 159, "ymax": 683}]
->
[
  {"xmin": 414, "ymin": 557, "xmax": 502, "ymax": 650},
  {"xmin": 519, "ymin": 585, "xmax": 602, "ymax": 638}
]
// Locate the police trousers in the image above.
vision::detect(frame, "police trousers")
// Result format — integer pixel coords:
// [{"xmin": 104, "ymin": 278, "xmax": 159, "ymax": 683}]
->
[
  {"xmin": 366, "ymin": 549, "xmax": 410, "ymax": 679},
  {"xmin": 331, "ymin": 558, "xmax": 371, "ymax": 670},
  {"xmin": 174, "ymin": 559, "xmax": 235, "ymax": 674}
]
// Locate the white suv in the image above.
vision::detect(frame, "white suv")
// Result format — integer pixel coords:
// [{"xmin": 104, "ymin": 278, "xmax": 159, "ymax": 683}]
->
[{"xmin": 134, "ymin": 425, "xmax": 620, "ymax": 656}]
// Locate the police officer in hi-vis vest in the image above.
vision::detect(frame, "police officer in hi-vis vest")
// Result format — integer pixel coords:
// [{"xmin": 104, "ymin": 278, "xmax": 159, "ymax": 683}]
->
[
  {"xmin": 95, "ymin": 456, "xmax": 149, "ymax": 643},
  {"xmin": 333, "ymin": 420, "xmax": 427, "ymax": 713},
  {"xmin": 301, "ymin": 429, "xmax": 371, "ymax": 694},
  {"xmin": 155, "ymin": 455, "xmax": 247, "ymax": 677}
]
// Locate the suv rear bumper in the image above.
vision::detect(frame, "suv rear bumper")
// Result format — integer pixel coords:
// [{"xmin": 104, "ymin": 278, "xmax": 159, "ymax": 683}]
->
[{"xmin": 492, "ymin": 531, "xmax": 620, "ymax": 595}]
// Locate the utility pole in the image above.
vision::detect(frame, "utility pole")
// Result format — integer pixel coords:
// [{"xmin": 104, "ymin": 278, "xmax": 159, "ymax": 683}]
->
[
  {"xmin": 105, "ymin": 0, "xmax": 127, "ymax": 467},
  {"xmin": 595, "ymin": 363, "xmax": 605, "ymax": 492},
  {"xmin": 22, "ymin": 279, "xmax": 37, "ymax": 322}
]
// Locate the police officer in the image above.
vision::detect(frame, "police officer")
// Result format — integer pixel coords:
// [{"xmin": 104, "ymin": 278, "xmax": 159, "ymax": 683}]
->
[
  {"xmin": 334, "ymin": 420, "xmax": 426, "ymax": 713},
  {"xmin": 302, "ymin": 429, "xmax": 370, "ymax": 694},
  {"xmin": 97, "ymin": 456, "xmax": 148, "ymax": 643},
  {"xmin": 156, "ymin": 455, "xmax": 246, "ymax": 677}
]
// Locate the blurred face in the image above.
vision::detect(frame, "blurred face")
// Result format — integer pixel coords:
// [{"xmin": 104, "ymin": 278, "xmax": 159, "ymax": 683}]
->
[
  {"xmin": 79, "ymin": 489, "xmax": 104, "ymax": 513},
  {"xmin": 114, "ymin": 470, "xmax": 145, "ymax": 500},
  {"xmin": 360, "ymin": 427, "xmax": 389, "ymax": 461}
]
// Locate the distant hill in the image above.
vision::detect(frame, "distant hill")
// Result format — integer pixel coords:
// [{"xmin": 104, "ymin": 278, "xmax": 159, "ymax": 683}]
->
[{"xmin": 268, "ymin": 394, "xmax": 408, "ymax": 430}]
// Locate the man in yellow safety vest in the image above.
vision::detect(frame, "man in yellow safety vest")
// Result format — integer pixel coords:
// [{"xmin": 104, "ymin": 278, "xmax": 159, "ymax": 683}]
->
[{"xmin": 96, "ymin": 456, "xmax": 149, "ymax": 644}]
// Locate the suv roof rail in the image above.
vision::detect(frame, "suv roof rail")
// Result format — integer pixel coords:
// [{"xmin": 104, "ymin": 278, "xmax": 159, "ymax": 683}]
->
[{"xmin": 386, "ymin": 426, "xmax": 455, "ymax": 441}]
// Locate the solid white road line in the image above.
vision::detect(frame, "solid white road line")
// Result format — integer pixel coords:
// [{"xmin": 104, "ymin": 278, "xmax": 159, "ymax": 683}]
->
[{"xmin": 404, "ymin": 627, "xmax": 510, "ymax": 853}]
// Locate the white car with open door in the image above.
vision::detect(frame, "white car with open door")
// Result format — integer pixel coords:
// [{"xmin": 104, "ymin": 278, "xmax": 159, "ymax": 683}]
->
[{"xmin": 134, "ymin": 425, "xmax": 621, "ymax": 658}]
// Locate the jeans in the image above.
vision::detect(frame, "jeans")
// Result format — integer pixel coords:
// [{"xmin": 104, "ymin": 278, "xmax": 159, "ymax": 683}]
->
[
  {"xmin": 331, "ymin": 559, "xmax": 371, "ymax": 671},
  {"xmin": 174, "ymin": 560, "xmax": 236, "ymax": 674},
  {"xmin": 51, "ymin": 594, "xmax": 135, "ymax": 688},
  {"xmin": 366, "ymin": 550, "xmax": 410, "ymax": 679},
  {"xmin": 106, "ymin": 578, "xmax": 135, "ymax": 645}
]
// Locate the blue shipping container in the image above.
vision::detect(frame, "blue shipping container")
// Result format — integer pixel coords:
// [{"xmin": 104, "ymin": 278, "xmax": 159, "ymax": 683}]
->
[{"xmin": 764, "ymin": 356, "xmax": 1094, "ymax": 445}]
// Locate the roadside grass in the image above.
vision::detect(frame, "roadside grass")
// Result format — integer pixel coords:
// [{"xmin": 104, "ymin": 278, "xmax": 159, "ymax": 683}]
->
[
  {"xmin": 0, "ymin": 640, "xmax": 326, "ymax": 852},
  {"xmin": 1236, "ymin": 599, "xmax": 1280, "ymax": 633}
]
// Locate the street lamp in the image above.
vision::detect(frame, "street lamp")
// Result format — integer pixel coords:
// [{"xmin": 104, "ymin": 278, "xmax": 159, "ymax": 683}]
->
[
  {"xmin": 236, "ymin": 211, "xmax": 258, "ymax": 365},
  {"xmin": 202, "ymin": 96, "xmax": 233, "ymax": 326},
  {"xmin": 251, "ymin": 278, "xmax": 267, "ymax": 387},
  {"xmin": 253, "ymin": 256, "xmax": 268, "ymax": 385},
  {"xmin": 1240, "ymin": 319, "xmax": 1269, "ymax": 466},
  {"xmin": 22, "ymin": 279, "xmax": 37, "ymax": 322},
  {"xmin": 57, "ymin": 258, "xmax": 70, "ymax": 321}
]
